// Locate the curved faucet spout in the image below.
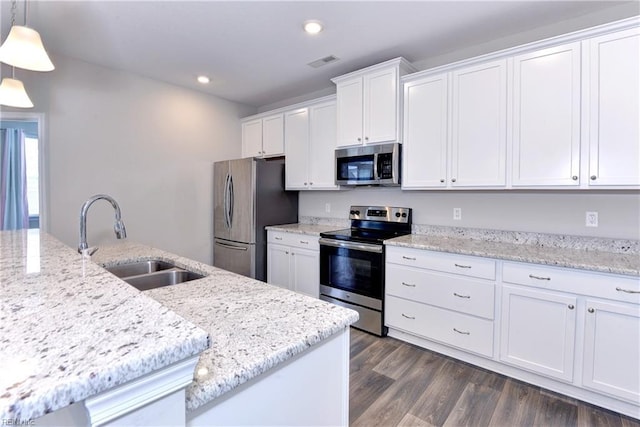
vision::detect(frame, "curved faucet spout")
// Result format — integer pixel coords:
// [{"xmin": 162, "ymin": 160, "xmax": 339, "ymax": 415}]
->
[{"xmin": 78, "ymin": 194, "xmax": 127, "ymax": 255}]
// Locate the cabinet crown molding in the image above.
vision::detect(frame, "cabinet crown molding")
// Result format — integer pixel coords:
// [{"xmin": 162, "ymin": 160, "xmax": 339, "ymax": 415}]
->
[{"xmin": 331, "ymin": 57, "xmax": 417, "ymax": 84}]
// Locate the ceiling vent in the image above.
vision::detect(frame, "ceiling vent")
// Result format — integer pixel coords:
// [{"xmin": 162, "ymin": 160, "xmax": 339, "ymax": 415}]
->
[{"xmin": 307, "ymin": 55, "xmax": 340, "ymax": 68}]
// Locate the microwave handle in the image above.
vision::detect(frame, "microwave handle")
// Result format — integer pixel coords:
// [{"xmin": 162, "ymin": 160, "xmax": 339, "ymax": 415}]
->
[{"xmin": 373, "ymin": 153, "xmax": 379, "ymax": 181}]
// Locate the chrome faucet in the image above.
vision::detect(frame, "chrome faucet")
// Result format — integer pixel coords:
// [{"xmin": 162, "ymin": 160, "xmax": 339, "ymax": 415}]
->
[{"xmin": 78, "ymin": 194, "xmax": 127, "ymax": 255}]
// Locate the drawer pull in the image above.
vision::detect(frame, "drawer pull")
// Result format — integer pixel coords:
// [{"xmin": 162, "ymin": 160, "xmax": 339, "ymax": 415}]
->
[
  {"xmin": 401, "ymin": 313, "xmax": 415, "ymax": 320},
  {"xmin": 529, "ymin": 274, "xmax": 551, "ymax": 281},
  {"xmin": 402, "ymin": 282, "xmax": 416, "ymax": 287},
  {"xmin": 299, "ymin": 240, "xmax": 309, "ymax": 244},
  {"xmin": 453, "ymin": 328, "xmax": 470, "ymax": 335},
  {"xmin": 588, "ymin": 308, "xmax": 595, "ymax": 313},
  {"xmin": 402, "ymin": 256, "xmax": 417, "ymax": 261},
  {"xmin": 568, "ymin": 304, "xmax": 575, "ymax": 310},
  {"xmin": 453, "ymin": 292, "xmax": 471, "ymax": 299},
  {"xmin": 616, "ymin": 287, "xmax": 640, "ymax": 294},
  {"xmin": 454, "ymin": 263, "xmax": 472, "ymax": 269},
  {"xmin": 274, "ymin": 237, "xmax": 283, "ymax": 240}
]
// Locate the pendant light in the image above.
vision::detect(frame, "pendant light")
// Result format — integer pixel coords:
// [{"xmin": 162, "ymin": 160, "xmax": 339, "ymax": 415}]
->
[
  {"xmin": 0, "ymin": 0, "xmax": 55, "ymax": 72},
  {"xmin": 0, "ymin": 74, "xmax": 34, "ymax": 108}
]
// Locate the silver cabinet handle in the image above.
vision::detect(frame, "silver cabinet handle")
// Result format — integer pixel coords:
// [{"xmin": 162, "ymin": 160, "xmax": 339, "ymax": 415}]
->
[
  {"xmin": 452, "ymin": 178, "xmax": 457, "ymax": 182},
  {"xmin": 401, "ymin": 313, "xmax": 415, "ymax": 320},
  {"xmin": 357, "ymin": 137, "xmax": 362, "ymax": 142},
  {"xmin": 274, "ymin": 236, "xmax": 283, "ymax": 241},
  {"xmin": 304, "ymin": 182, "xmax": 308, "ymax": 186},
  {"xmin": 453, "ymin": 328, "xmax": 470, "ymax": 335},
  {"xmin": 440, "ymin": 179, "xmax": 445, "ymax": 183},
  {"xmin": 572, "ymin": 176, "xmax": 578, "ymax": 180},
  {"xmin": 402, "ymin": 282, "xmax": 416, "ymax": 287},
  {"xmin": 309, "ymin": 182, "xmax": 313, "ymax": 185},
  {"xmin": 454, "ymin": 292, "xmax": 471, "ymax": 299},
  {"xmin": 588, "ymin": 307, "xmax": 595, "ymax": 313},
  {"xmin": 568, "ymin": 304, "xmax": 575, "ymax": 310},
  {"xmin": 402, "ymin": 256, "xmax": 416, "ymax": 261},
  {"xmin": 299, "ymin": 240, "xmax": 309, "ymax": 244},
  {"xmin": 454, "ymin": 263, "xmax": 472, "ymax": 269},
  {"xmin": 365, "ymin": 136, "xmax": 369, "ymax": 141},
  {"xmin": 616, "ymin": 287, "xmax": 640, "ymax": 294},
  {"xmin": 590, "ymin": 175, "xmax": 597, "ymax": 180},
  {"xmin": 529, "ymin": 274, "xmax": 551, "ymax": 281}
]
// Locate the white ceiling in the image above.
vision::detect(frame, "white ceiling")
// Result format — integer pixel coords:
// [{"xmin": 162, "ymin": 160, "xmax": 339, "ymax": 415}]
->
[{"xmin": 1, "ymin": 1, "xmax": 638, "ymax": 108}]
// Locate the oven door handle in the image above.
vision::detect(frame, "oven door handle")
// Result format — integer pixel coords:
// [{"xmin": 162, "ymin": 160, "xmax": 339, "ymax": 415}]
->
[{"xmin": 319, "ymin": 238, "xmax": 383, "ymax": 253}]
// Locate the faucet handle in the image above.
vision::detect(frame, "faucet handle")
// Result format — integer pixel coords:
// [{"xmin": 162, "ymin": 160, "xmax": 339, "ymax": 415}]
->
[{"xmin": 79, "ymin": 247, "xmax": 98, "ymax": 257}]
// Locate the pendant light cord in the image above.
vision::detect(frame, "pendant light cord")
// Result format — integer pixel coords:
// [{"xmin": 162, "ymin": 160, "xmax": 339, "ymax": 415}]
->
[{"xmin": 10, "ymin": 0, "xmax": 17, "ymax": 26}]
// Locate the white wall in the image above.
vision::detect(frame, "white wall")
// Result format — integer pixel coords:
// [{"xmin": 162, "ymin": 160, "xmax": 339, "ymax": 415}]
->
[
  {"xmin": 2, "ymin": 55, "xmax": 255, "ymax": 263},
  {"xmin": 300, "ymin": 189, "xmax": 640, "ymax": 240}
]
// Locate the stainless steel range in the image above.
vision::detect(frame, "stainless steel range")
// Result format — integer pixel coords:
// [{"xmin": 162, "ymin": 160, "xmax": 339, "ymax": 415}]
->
[{"xmin": 319, "ymin": 206, "xmax": 412, "ymax": 336}]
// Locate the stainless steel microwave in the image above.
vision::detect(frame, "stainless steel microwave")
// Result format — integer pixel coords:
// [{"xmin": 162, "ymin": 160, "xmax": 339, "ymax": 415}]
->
[{"xmin": 335, "ymin": 143, "xmax": 401, "ymax": 186}]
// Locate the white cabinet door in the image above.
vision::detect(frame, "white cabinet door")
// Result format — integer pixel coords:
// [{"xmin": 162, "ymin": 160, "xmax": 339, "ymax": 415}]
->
[
  {"xmin": 500, "ymin": 284, "xmax": 577, "ymax": 382},
  {"xmin": 512, "ymin": 42, "xmax": 581, "ymax": 186},
  {"xmin": 402, "ymin": 73, "xmax": 449, "ymax": 188},
  {"xmin": 308, "ymin": 101, "xmax": 339, "ymax": 190},
  {"xmin": 451, "ymin": 59, "xmax": 507, "ymax": 187},
  {"xmin": 262, "ymin": 114, "xmax": 284, "ymax": 156},
  {"xmin": 588, "ymin": 27, "xmax": 640, "ymax": 187},
  {"xmin": 582, "ymin": 299, "xmax": 640, "ymax": 403},
  {"xmin": 284, "ymin": 108, "xmax": 310, "ymax": 190},
  {"xmin": 336, "ymin": 77, "xmax": 364, "ymax": 147},
  {"xmin": 242, "ymin": 119, "xmax": 263, "ymax": 158},
  {"xmin": 364, "ymin": 67, "xmax": 398, "ymax": 144},
  {"xmin": 291, "ymin": 248, "xmax": 319, "ymax": 298},
  {"xmin": 267, "ymin": 244, "xmax": 292, "ymax": 290}
]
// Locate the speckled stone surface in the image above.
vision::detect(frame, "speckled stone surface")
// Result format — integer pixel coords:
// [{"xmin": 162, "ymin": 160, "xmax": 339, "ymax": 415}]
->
[
  {"xmin": 265, "ymin": 222, "xmax": 344, "ymax": 236},
  {"xmin": 0, "ymin": 230, "xmax": 209, "ymax": 421},
  {"xmin": 299, "ymin": 216, "xmax": 350, "ymax": 228},
  {"xmin": 92, "ymin": 242, "xmax": 359, "ymax": 413},
  {"xmin": 388, "ymin": 234, "xmax": 639, "ymax": 276}
]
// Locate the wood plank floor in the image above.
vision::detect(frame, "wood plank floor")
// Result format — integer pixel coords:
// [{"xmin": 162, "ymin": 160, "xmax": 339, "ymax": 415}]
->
[{"xmin": 349, "ymin": 328, "xmax": 640, "ymax": 427}]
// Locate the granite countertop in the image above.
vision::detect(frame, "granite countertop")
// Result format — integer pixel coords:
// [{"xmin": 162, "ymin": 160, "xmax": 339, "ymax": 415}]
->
[
  {"xmin": 0, "ymin": 230, "xmax": 209, "ymax": 421},
  {"xmin": 92, "ymin": 242, "xmax": 359, "ymax": 413},
  {"xmin": 265, "ymin": 223, "xmax": 343, "ymax": 236},
  {"xmin": 387, "ymin": 234, "xmax": 639, "ymax": 276}
]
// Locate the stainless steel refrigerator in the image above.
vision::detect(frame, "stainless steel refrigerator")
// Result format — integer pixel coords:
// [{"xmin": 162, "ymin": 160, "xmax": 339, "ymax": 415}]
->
[{"xmin": 213, "ymin": 157, "xmax": 298, "ymax": 281}]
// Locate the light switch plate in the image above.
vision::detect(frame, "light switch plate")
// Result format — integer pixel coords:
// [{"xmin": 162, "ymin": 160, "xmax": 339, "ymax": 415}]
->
[
  {"xmin": 586, "ymin": 211, "xmax": 598, "ymax": 227},
  {"xmin": 453, "ymin": 208, "xmax": 462, "ymax": 221}
]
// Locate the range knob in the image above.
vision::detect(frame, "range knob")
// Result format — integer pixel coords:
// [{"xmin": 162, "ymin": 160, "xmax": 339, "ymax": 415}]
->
[
  {"xmin": 395, "ymin": 212, "xmax": 401, "ymax": 218},
  {"xmin": 350, "ymin": 210, "xmax": 360, "ymax": 216},
  {"xmin": 401, "ymin": 212, "xmax": 407, "ymax": 218}
]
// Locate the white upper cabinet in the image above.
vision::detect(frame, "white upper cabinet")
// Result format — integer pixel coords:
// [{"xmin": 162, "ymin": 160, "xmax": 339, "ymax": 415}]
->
[
  {"xmin": 284, "ymin": 98, "xmax": 338, "ymax": 190},
  {"xmin": 333, "ymin": 58, "xmax": 415, "ymax": 148},
  {"xmin": 402, "ymin": 73, "xmax": 449, "ymax": 188},
  {"xmin": 512, "ymin": 42, "xmax": 581, "ymax": 187},
  {"xmin": 587, "ymin": 27, "xmax": 640, "ymax": 187},
  {"xmin": 241, "ymin": 113, "xmax": 284, "ymax": 158},
  {"xmin": 451, "ymin": 59, "xmax": 508, "ymax": 187}
]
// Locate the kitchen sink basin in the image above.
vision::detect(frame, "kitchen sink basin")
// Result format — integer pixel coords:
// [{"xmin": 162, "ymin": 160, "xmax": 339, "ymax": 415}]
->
[
  {"xmin": 103, "ymin": 259, "xmax": 206, "ymax": 290},
  {"xmin": 123, "ymin": 269, "xmax": 206, "ymax": 291},
  {"xmin": 104, "ymin": 259, "xmax": 175, "ymax": 278}
]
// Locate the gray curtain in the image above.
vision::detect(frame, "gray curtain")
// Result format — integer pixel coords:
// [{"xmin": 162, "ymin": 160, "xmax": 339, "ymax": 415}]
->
[{"xmin": 0, "ymin": 128, "xmax": 29, "ymax": 230}]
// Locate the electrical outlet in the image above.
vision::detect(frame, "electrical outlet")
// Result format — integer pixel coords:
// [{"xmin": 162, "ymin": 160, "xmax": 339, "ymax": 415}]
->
[
  {"xmin": 453, "ymin": 208, "xmax": 462, "ymax": 221},
  {"xmin": 586, "ymin": 211, "xmax": 598, "ymax": 227},
  {"xmin": 325, "ymin": 203, "xmax": 331, "ymax": 213}
]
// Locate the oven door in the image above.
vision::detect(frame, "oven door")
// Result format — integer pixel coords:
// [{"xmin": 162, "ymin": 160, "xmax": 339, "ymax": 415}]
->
[{"xmin": 319, "ymin": 238, "xmax": 384, "ymax": 299}]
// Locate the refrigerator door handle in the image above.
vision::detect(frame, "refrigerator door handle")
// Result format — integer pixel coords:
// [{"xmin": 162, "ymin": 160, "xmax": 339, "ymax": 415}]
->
[
  {"xmin": 223, "ymin": 173, "xmax": 230, "ymax": 229},
  {"xmin": 229, "ymin": 175, "xmax": 234, "ymax": 228},
  {"xmin": 215, "ymin": 240, "xmax": 248, "ymax": 251}
]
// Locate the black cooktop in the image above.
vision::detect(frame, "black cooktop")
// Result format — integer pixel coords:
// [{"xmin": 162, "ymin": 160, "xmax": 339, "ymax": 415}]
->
[{"xmin": 320, "ymin": 227, "xmax": 411, "ymax": 244}]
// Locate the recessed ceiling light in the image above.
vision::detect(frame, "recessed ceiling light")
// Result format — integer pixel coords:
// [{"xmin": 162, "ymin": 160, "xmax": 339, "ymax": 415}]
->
[
  {"xmin": 303, "ymin": 20, "xmax": 323, "ymax": 35},
  {"xmin": 197, "ymin": 75, "xmax": 210, "ymax": 84}
]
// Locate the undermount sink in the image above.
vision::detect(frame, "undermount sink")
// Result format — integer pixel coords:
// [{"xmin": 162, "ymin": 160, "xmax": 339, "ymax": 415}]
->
[{"xmin": 104, "ymin": 259, "xmax": 206, "ymax": 291}]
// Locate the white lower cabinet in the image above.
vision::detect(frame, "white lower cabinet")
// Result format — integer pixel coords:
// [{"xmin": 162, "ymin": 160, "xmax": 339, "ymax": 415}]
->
[
  {"xmin": 582, "ymin": 298, "xmax": 640, "ymax": 403},
  {"xmin": 499, "ymin": 284, "xmax": 577, "ymax": 382},
  {"xmin": 267, "ymin": 231, "xmax": 319, "ymax": 298},
  {"xmin": 385, "ymin": 244, "xmax": 640, "ymax": 419}
]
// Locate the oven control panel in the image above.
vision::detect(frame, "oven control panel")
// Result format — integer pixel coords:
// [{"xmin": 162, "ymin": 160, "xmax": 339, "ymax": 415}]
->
[{"xmin": 349, "ymin": 206, "xmax": 411, "ymax": 223}]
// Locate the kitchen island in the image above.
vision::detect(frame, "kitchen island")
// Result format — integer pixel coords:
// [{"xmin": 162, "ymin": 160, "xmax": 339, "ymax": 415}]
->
[{"xmin": 1, "ymin": 230, "xmax": 358, "ymax": 426}]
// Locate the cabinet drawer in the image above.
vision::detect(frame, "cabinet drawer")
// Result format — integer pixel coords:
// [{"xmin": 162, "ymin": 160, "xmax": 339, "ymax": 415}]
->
[
  {"xmin": 386, "ymin": 246, "xmax": 496, "ymax": 280},
  {"xmin": 502, "ymin": 262, "xmax": 640, "ymax": 304},
  {"xmin": 268, "ymin": 231, "xmax": 319, "ymax": 251},
  {"xmin": 386, "ymin": 295, "xmax": 494, "ymax": 357},
  {"xmin": 386, "ymin": 264, "xmax": 495, "ymax": 319}
]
